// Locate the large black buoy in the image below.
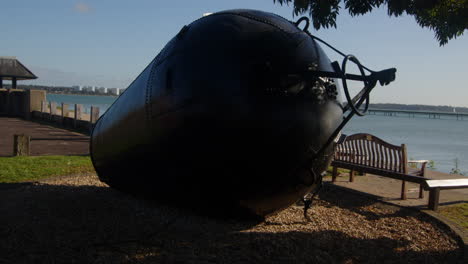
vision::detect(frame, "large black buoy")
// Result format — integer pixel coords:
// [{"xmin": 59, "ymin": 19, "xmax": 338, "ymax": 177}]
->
[{"xmin": 90, "ymin": 9, "xmax": 395, "ymax": 218}]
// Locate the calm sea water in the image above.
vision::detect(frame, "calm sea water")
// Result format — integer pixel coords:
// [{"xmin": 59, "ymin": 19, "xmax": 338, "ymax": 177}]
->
[{"xmin": 46, "ymin": 94, "xmax": 468, "ymax": 175}]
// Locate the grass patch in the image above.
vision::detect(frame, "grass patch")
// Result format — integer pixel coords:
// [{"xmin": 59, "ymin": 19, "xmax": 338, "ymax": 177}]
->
[
  {"xmin": 325, "ymin": 166, "xmax": 350, "ymax": 177},
  {"xmin": 439, "ymin": 203, "xmax": 468, "ymax": 230},
  {"xmin": 0, "ymin": 156, "xmax": 96, "ymax": 183}
]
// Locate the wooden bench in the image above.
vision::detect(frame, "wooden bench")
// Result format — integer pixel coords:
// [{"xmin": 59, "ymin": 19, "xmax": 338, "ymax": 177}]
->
[
  {"xmin": 331, "ymin": 133, "xmax": 428, "ymax": 200},
  {"xmin": 424, "ymin": 179, "xmax": 468, "ymax": 210}
]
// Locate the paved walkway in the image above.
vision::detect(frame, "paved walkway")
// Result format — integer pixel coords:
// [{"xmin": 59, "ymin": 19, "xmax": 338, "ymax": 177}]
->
[
  {"xmin": 325, "ymin": 170, "xmax": 467, "ymax": 209},
  {"xmin": 0, "ymin": 117, "xmax": 89, "ymax": 156}
]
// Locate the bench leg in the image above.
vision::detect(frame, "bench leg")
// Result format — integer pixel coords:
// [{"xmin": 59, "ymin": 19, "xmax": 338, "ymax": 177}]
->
[
  {"xmin": 401, "ymin": 180, "xmax": 407, "ymax": 200},
  {"xmin": 419, "ymin": 184, "xmax": 424, "ymax": 199},
  {"xmin": 349, "ymin": 170, "xmax": 355, "ymax": 182},
  {"xmin": 332, "ymin": 166, "xmax": 338, "ymax": 183},
  {"xmin": 428, "ymin": 188, "xmax": 440, "ymax": 211}
]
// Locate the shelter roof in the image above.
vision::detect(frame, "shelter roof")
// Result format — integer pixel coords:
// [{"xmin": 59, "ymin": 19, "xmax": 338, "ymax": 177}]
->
[{"xmin": 0, "ymin": 57, "xmax": 37, "ymax": 80}]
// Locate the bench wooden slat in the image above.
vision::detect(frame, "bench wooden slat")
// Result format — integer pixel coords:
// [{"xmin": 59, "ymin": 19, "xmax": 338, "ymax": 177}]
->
[
  {"xmin": 394, "ymin": 149, "xmax": 400, "ymax": 172},
  {"xmin": 352, "ymin": 140, "xmax": 358, "ymax": 164},
  {"xmin": 362, "ymin": 140, "xmax": 367, "ymax": 166},
  {"xmin": 358, "ymin": 139, "xmax": 364, "ymax": 165},
  {"xmin": 348, "ymin": 141, "xmax": 353, "ymax": 163},
  {"xmin": 354, "ymin": 140, "xmax": 359, "ymax": 164},
  {"xmin": 361, "ymin": 139, "xmax": 366, "ymax": 165},
  {"xmin": 399, "ymin": 146, "xmax": 404, "ymax": 173},
  {"xmin": 365, "ymin": 140, "xmax": 372, "ymax": 167},
  {"xmin": 391, "ymin": 148, "xmax": 396, "ymax": 171},
  {"xmin": 383, "ymin": 147, "xmax": 388, "ymax": 170},
  {"xmin": 385, "ymin": 146, "xmax": 390, "ymax": 171},
  {"xmin": 357, "ymin": 139, "xmax": 362, "ymax": 165},
  {"xmin": 371, "ymin": 141, "xmax": 378, "ymax": 168},
  {"xmin": 343, "ymin": 141, "xmax": 349, "ymax": 162},
  {"xmin": 377, "ymin": 145, "xmax": 385, "ymax": 168},
  {"xmin": 396, "ymin": 151, "xmax": 404, "ymax": 172},
  {"xmin": 387, "ymin": 148, "xmax": 392, "ymax": 171}
]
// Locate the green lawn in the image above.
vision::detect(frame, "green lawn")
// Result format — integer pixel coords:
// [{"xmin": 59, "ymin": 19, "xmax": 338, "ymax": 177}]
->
[
  {"xmin": 0, "ymin": 156, "xmax": 96, "ymax": 183},
  {"xmin": 325, "ymin": 166, "xmax": 350, "ymax": 177},
  {"xmin": 439, "ymin": 203, "xmax": 468, "ymax": 230}
]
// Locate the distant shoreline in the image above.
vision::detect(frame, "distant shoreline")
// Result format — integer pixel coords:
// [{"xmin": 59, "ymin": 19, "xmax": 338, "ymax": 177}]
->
[
  {"xmin": 369, "ymin": 103, "xmax": 468, "ymax": 113},
  {"xmin": 47, "ymin": 91, "xmax": 118, "ymax": 98},
  {"xmin": 7, "ymin": 84, "xmax": 468, "ymax": 112},
  {"xmin": 4, "ymin": 84, "xmax": 122, "ymax": 97},
  {"xmin": 45, "ymin": 93, "xmax": 468, "ymax": 113}
]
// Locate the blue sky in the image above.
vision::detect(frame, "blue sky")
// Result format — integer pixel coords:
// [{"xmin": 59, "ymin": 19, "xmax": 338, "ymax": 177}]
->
[{"xmin": 2, "ymin": 1, "xmax": 467, "ymax": 107}]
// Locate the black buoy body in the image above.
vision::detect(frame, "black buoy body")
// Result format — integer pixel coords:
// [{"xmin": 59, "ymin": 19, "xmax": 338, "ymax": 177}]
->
[{"xmin": 91, "ymin": 9, "xmax": 343, "ymax": 217}]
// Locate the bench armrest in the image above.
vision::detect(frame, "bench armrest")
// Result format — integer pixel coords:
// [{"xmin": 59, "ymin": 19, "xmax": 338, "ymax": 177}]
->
[
  {"xmin": 407, "ymin": 160, "xmax": 428, "ymax": 177},
  {"xmin": 408, "ymin": 160, "xmax": 429, "ymax": 164}
]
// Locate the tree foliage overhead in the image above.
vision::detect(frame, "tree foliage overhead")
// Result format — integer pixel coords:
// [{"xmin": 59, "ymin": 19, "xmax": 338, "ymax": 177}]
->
[{"xmin": 274, "ymin": 0, "xmax": 467, "ymax": 45}]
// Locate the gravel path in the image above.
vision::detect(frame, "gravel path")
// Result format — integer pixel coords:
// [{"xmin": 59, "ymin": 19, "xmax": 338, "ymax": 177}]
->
[{"xmin": 0, "ymin": 174, "xmax": 462, "ymax": 263}]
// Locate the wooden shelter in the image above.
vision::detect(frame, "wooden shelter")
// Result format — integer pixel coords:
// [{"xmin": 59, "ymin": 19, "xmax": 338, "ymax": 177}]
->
[{"xmin": 0, "ymin": 57, "xmax": 37, "ymax": 88}]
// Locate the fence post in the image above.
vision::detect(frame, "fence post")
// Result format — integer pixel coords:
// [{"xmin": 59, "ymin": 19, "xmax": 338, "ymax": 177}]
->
[
  {"xmin": 41, "ymin": 101, "xmax": 49, "ymax": 120},
  {"xmin": 90, "ymin": 106, "xmax": 100, "ymax": 133},
  {"xmin": 61, "ymin": 103, "xmax": 69, "ymax": 118},
  {"xmin": 74, "ymin": 104, "xmax": 83, "ymax": 128},
  {"xmin": 13, "ymin": 134, "xmax": 30, "ymax": 156},
  {"xmin": 90, "ymin": 106, "xmax": 100, "ymax": 123},
  {"xmin": 50, "ymin": 101, "xmax": 57, "ymax": 116},
  {"xmin": 50, "ymin": 101, "xmax": 57, "ymax": 122},
  {"xmin": 61, "ymin": 103, "xmax": 69, "ymax": 125}
]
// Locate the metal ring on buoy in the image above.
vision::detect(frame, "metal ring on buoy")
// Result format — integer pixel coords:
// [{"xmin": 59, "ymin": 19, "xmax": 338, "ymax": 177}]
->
[
  {"xmin": 341, "ymin": 55, "xmax": 369, "ymax": 116},
  {"xmin": 295, "ymin": 17, "xmax": 310, "ymax": 31}
]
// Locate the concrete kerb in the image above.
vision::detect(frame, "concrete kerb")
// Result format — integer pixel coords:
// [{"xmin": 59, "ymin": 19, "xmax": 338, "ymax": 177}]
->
[
  {"xmin": 422, "ymin": 209, "xmax": 468, "ymax": 262},
  {"xmin": 324, "ymin": 182, "xmax": 467, "ymax": 262}
]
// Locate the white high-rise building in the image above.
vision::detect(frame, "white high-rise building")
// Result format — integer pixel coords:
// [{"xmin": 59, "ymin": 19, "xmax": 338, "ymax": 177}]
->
[
  {"xmin": 108, "ymin": 88, "xmax": 120, "ymax": 96},
  {"xmin": 82, "ymin": 86, "xmax": 95, "ymax": 92},
  {"xmin": 96, "ymin": 87, "xmax": 107, "ymax": 94},
  {"xmin": 72, "ymin": 85, "xmax": 83, "ymax": 91}
]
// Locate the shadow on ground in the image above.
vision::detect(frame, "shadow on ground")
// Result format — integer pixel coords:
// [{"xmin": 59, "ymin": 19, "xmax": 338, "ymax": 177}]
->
[
  {"xmin": 318, "ymin": 184, "xmax": 426, "ymax": 221},
  {"xmin": 0, "ymin": 180, "xmax": 463, "ymax": 263}
]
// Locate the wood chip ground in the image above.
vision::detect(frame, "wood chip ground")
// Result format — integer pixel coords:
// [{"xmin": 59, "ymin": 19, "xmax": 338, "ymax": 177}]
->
[{"xmin": 0, "ymin": 174, "xmax": 462, "ymax": 263}]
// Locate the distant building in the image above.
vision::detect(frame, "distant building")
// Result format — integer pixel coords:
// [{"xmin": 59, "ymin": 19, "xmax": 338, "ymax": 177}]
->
[
  {"xmin": 82, "ymin": 86, "xmax": 95, "ymax": 92},
  {"xmin": 96, "ymin": 87, "xmax": 107, "ymax": 94},
  {"xmin": 108, "ymin": 88, "xmax": 120, "ymax": 96},
  {"xmin": 72, "ymin": 85, "xmax": 83, "ymax": 91}
]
